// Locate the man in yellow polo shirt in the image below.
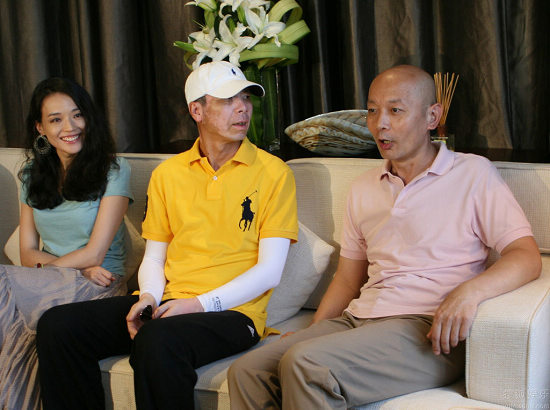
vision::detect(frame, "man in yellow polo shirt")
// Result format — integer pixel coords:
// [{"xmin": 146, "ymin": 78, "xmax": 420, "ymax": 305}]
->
[{"xmin": 36, "ymin": 61, "xmax": 299, "ymax": 410}]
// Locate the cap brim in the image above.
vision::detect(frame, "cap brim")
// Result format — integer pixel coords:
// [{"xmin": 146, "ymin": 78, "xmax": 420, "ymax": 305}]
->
[{"xmin": 209, "ymin": 80, "xmax": 265, "ymax": 99}]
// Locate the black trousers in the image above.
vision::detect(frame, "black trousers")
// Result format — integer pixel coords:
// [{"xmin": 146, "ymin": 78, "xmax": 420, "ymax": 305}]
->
[{"xmin": 36, "ymin": 295, "xmax": 260, "ymax": 410}]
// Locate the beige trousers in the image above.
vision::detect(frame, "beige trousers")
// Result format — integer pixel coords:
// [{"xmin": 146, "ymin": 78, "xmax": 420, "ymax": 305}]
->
[{"xmin": 228, "ymin": 312, "xmax": 465, "ymax": 410}]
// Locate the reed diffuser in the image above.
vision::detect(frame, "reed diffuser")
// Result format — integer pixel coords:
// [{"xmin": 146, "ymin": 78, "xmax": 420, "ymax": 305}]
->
[{"xmin": 433, "ymin": 72, "xmax": 459, "ymax": 147}]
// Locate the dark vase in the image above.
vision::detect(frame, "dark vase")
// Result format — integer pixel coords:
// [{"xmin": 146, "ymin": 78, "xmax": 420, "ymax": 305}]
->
[
  {"xmin": 432, "ymin": 124, "xmax": 455, "ymax": 151},
  {"xmin": 243, "ymin": 65, "xmax": 281, "ymax": 153}
]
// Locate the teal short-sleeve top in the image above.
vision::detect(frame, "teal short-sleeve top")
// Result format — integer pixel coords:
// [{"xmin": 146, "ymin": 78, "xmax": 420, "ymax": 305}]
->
[{"xmin": 20, "ymin": 157, "xmax": 133, "ymax": 276}]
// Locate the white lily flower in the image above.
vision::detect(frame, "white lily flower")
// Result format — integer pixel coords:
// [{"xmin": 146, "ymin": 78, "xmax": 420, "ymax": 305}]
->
[
  {"xmin": 189, "ymin": 29, "xmax": 218, "ymax": 69},
  {"xmin": 243, "ymin": 0, "xmax": 272, "ymax": 9},
  {"xmin": 218, "ymin": 0, "xmax": 243, "ymax": 17},
  {"xmin": 218, "ymin": 0, "xmax": 272, "ymax": 17},
  {"xmin": 212, "ymin": 16, "xmax": 254, "ymax": 66},
  {"xmin": 245, "ymin": 7, "xmax": 285, "ymax": 48},
  {"xmin": 185, "ymin": 0, "xmax": 217, "ymax": 12}
]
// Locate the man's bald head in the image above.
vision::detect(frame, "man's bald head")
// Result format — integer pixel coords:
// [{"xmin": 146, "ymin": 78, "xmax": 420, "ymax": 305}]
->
[{"xmin": 370, "ymin": 65, "xmax": 436, "ymax": 108}]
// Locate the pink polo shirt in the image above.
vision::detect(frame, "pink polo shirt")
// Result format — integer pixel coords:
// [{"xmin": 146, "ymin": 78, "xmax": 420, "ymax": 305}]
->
[{"xmin": 341, "ymin": 143, "xmax": 533, "ymax": 318}]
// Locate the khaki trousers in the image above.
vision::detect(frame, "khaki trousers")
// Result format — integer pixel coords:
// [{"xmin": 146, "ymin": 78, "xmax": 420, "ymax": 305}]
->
[{"xmin": 228, "ymin": 312, "xmax": 465, "ymax": 410}]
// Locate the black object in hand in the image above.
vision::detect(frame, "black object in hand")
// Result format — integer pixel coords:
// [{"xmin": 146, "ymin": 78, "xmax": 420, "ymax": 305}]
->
[{"xmin": 140, "ymin": 305, "xmax": 153, "ymax": 322}]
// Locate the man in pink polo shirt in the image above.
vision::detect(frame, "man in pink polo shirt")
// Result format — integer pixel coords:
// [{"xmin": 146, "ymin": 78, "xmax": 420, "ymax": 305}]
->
[{"xmin": 228, "ymin": 65, "xmax": 542, "ymax": 409}]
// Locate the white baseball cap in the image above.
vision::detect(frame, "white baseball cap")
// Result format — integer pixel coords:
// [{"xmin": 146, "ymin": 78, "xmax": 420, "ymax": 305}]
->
[{"xmin": 185, "ymin": 61, "xmax": 265, "ymax": 105}]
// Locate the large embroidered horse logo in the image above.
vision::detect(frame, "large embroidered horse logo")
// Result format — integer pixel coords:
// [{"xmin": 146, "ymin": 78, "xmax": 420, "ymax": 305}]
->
[{"xmin": 239, "ymin": 191, "xmax": 256, "ymax": 231}]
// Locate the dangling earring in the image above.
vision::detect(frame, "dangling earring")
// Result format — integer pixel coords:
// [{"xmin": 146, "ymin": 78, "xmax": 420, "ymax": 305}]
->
[{"xmin": 33, "ymin": 135, "xmax": 51, "ymax": 155}]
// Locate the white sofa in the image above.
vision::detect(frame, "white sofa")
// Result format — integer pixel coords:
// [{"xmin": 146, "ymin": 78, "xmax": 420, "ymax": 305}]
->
[{"xmin": 1, "ymin": 147, "xmax": 549, "ymax": 409}]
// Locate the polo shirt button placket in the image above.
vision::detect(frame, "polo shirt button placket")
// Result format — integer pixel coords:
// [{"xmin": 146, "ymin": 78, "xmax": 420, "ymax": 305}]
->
[
  {"xmin": 391, "ymin": 193, "xmax": 406, "ymax": 214},
  {"xmin": 207, "ymin": 174, "xmax": 221, "ymax": 199}
]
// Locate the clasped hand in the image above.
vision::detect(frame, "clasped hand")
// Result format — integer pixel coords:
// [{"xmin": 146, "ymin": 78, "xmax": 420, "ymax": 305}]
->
[
  {"xmin": 81, "ymin": 266, "xmax": 115, "ymax": 287},
  {"xmin": 126, "ymin": 295, "xmax": 204, "ymax": 339}
]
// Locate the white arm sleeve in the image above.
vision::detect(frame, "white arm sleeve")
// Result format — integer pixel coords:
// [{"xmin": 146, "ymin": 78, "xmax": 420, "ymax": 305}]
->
[
  {"xmin": 137, "ymin": 239, "xmax": 167, "ymax": 307},
  {"xmin": 196, "ymin": 237, "xmax": 290, "ymax": 312}
]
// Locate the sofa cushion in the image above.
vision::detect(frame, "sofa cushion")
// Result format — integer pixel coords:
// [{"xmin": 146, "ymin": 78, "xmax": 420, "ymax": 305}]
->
[
  {"xmin": 3, "ymin": 216, "xmax": 145, "ymax": 281},
  {"xmin": 355, "ymin": 380, "xmax": 513, "ymax": 409},
  {"xmin": 121, "ymin": 216, "xmax": 146, "ymax": 282},
  {"xmin": 4, "ymin": 225, "xmax": 25, "ymax": 266},
  {"xmin": 266, "ymin": 221, "xmax": 335, "ymax": 327}
]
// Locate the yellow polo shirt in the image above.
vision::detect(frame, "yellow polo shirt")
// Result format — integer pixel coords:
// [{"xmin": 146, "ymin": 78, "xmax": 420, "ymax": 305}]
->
[{"xmin": 141, "ymin": 138, "xmax": 298, "ymax": 336}]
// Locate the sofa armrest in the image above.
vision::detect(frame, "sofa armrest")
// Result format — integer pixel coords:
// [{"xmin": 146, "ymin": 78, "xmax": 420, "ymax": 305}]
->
[{"xmin": 466, "ymin": 254, "xmax": 550, "ymax": 409}]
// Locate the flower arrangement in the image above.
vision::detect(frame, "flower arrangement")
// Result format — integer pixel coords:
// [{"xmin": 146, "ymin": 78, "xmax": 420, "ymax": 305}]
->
[
  {"xmin": 175, "ymin": 0, "xmax": 310, "ymax": 151},
  {"xmin": 175, "ymin": 0, "xmax": 310, "ymax": 69}
]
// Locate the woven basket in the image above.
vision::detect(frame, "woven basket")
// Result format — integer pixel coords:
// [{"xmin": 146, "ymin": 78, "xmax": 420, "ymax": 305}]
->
[{"xmin": 285, "ymin": 110, "xmax": 375, "ymax": 156}]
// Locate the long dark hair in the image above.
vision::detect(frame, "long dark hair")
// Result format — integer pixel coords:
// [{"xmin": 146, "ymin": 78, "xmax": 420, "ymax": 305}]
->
[{"xmin": 19, "ymin": 77, "xmax": 118, "ymax": 209}]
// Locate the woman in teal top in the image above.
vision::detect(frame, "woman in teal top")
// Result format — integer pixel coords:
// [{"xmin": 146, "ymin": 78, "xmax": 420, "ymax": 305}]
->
[
  {"xmin": 19, "ymin": 157, "xmax": 131, "ymax": 277},
  {"xmin": 0, "ymin": 78, "xmax": 133, "ymax": 409}
]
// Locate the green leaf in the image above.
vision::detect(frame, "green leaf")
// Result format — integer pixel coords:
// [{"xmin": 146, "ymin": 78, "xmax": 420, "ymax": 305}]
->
[
  {"xmin": 183, "ymin": 51, "xmax": 197, "ymax": 70},
  {"xmin": 205, "ymin": 10, "xmax": 215, "ymax": 28},
  {"xmin": 259, "ymin": 57, "xmax": 284, "ymax": 68},
  {"xmin": 286, "ymin": 6, "xmax": 303, "ymax": 26},
  {"xmin": 227, "ymin": 17, "xmax": 236, "ymax": 32},
  {"xmin": 237, "ymin": 6, "xmax": 246, "ymax": 24},
  {"xmin": 239, "ymin": 43, "xmax": 299, "ymax": 63},
  {"xmin": 269, "ymin": 0, "xmax": 302, "ymax": 23},
  {"xmin": 278, "ymin": 20, "xmax": 310, "ymax": 45},
  {"xmin": 174, "ymin": 41, "xmax": 198, "ymax": 53}
]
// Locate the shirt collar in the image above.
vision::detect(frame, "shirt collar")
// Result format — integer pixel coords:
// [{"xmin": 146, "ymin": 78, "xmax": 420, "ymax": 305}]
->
[
  {"xmin": 426, "ymin": 141, "xmax": 454, "ymax": 176},
  {"xmin": 187, "ymin": 137, "xmax": 257, "ymax": 166},
  {"xmin": 231, "ymin": 137, "xmax": 257, "ymax": 166},
  {"xmin": 188, "ymin": 138, "xmax": 202, "ymax": 164},
  {"xmin": 379, "ymin": 141, "xmax": 455, "ymax": 179}
]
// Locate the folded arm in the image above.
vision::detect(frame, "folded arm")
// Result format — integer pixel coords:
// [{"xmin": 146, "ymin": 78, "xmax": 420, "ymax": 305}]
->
[
  {"xmin": 19, "ymin": 203, "xmax": 57, "ymax": 266},
  {"xmin": 20, "ymin": 195, "xmax": 129, "ymax": 269},
  {"xmin": 428, "ymin": 235, "xmax": 542, "ymax": 355},
  {"xmin": 20, "ymin": 196, "xmax": 129, "ymax": 286}
]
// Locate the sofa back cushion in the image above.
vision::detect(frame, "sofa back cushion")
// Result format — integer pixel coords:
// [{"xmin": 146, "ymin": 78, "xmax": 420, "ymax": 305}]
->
[
  {"xmin": 266, "ymin": 221, "xmax": 334, "ymax": 326},
  {"xmin": 286, "ymin": 157, "xmax": 550, "ymax": 309},
  {"xmin": 0, "ymin": 149, "xmax": 25, "ymax": 265},
  {"xmin": 493, "ymin": 161, "xmax": 550, "ymax": 253},
  {"xmin": 119, "ymin": 153, "xmax": 174, "ymax": 236},
  {"xmin": 120, "ymin": 153, "xmax": 173, "ymax": 289}
]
